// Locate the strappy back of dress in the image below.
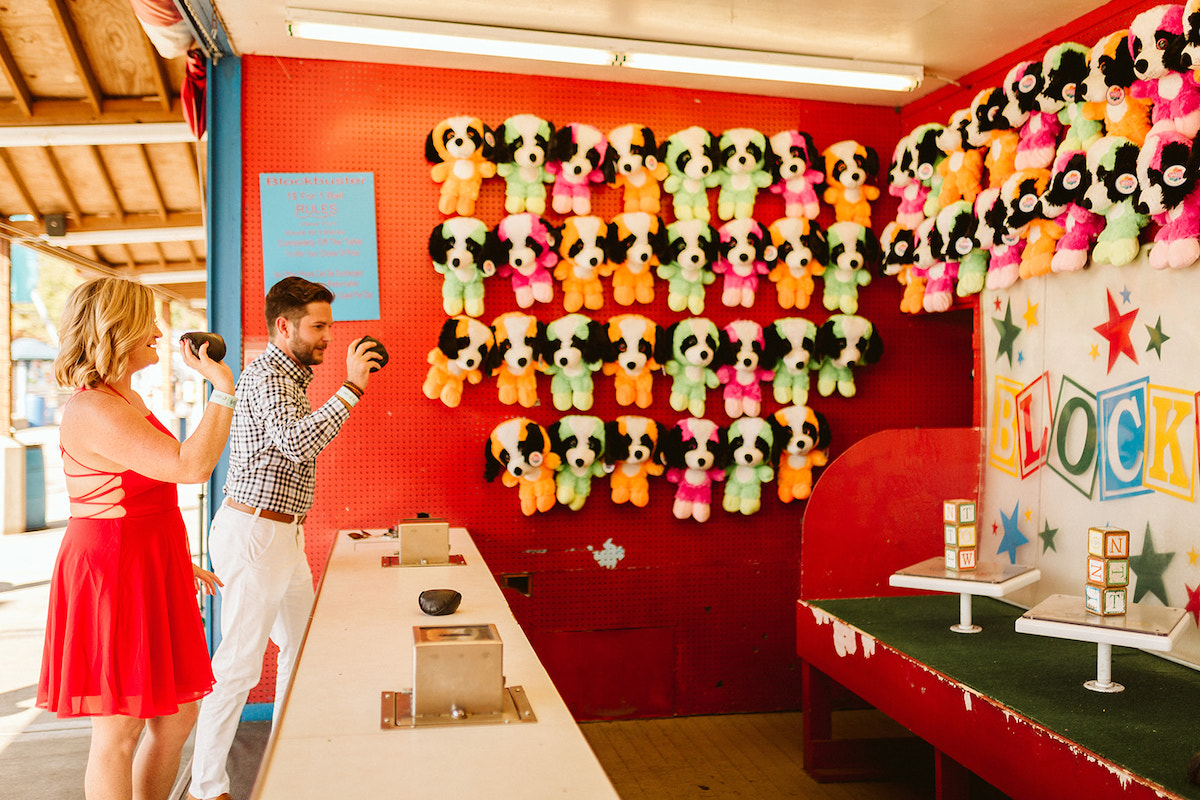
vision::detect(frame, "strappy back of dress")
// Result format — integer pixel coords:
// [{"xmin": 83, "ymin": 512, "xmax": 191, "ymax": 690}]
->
[{"xmin": 61, "ymin": 386, "xmax": 178, "ymax": 519}]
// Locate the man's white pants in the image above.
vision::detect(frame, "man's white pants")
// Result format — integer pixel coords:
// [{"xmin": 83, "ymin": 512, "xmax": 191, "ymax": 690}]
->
[{"xmin": 190, "ymin": 503, "xmax": 313, "ymax": 799}]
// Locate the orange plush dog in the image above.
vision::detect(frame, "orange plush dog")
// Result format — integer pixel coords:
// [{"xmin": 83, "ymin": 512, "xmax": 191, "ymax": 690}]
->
[
  {"xmin": 422, "ymin": 316, "xmax": 494, "ymax": 408},
  {"xmin": 604, "ymin": 416, "xmax": 662, "ymax": 507},
  {"xmin": 770, "ymin": 404, "xmax": 830, "ymax": 502},
  {"xmin": 822, "ymin": 140, "xmax": 880, "ymax": 227},
  {"xmin": 426, "ymin": 116, "xmax": 497, "ymax": 216},
  {"xmin": 484, "ymin": 418, "xmax": 560, "ymax": 515},
  {"xmin": 603, "ymin": 314, "xmax": 659, "ymax": 409},
  {"xmin": 554, "ymin": 215, "xmax": 613, "ymax": 312},
  {"xmin": 487, "ymin": 312, "xmax": 544, "ymax": 408},
  {"xmin": 609, "ymin": 211, "xmax": 666, "ymax": 306}
]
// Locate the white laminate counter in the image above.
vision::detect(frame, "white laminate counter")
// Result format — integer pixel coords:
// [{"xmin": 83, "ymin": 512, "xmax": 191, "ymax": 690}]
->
[{"xmin": 249, "ymin": 527, "xmax": 619, "ymax": 799}]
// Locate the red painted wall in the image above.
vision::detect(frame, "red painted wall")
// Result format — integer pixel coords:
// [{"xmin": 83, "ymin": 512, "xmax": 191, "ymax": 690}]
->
[{"xmin": 238, "ymin": 58, "xmax": 976, "ymax": 715}]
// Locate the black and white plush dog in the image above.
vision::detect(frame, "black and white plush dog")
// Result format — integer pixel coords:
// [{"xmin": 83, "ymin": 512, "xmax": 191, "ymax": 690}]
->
[
  {"xmin": 814, "ymin": 314, "xmax": 883, "ymax": 398},
  {"xmin": 764, "ymin": 317, "xmax": 818, "ymax": 406}
]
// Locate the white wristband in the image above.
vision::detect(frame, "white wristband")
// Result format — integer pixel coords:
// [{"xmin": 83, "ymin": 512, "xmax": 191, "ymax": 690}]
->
[
  {"xmin": 335, "ymin": 385, "xmax": 360, "ymax": 408},
  {"xmin": 210, "ymin": 390, "xmax": 237, "ymax": 409}
]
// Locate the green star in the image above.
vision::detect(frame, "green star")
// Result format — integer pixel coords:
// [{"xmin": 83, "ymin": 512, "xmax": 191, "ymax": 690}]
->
[
  {"xmin": 1039, "ymin": 520, "xmax": 1059, "ymax": 554},
  {"xmin": 993, "ymin": 300, "xmax": 1021, "ymax": 368},
  {"xmin": 1145, "ymin": 316, "xmax": 1169, "ymax": 358},
  {"xmin": 1129, "ymin": 524, "xmax": 1176, "ymax": 605}
]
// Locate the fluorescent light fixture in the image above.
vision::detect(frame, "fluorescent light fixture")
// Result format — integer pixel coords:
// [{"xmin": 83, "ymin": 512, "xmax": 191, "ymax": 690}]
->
[
  {"xmin": 0, "ymin": 123, "xmax": 195, "ymax": 148},
  {"xmin": 284, "ymin": 8, "xmax": 922, "ymax": 93},
  {"xmin": 36, "ymin": 226, "xmax": 206, "ymax": 246}
]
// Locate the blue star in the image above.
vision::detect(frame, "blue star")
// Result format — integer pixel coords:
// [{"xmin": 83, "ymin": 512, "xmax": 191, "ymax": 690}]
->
[
  {"xmin": 997, "ymin": 501, "xmax": 1029, "ymax": 564},
  {"xmin": 1120, "ymin": 285, "xmax": 1132, "ymax": 304},
  {"xmin": 1017, "ymin": 350, "xmax": 1024, "ymax": 365}
]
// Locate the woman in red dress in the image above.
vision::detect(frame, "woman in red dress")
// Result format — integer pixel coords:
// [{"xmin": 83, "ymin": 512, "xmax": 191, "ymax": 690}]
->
[{"xmin": 38, "ymin": 277, "xmax": 235, "ymax": 800}]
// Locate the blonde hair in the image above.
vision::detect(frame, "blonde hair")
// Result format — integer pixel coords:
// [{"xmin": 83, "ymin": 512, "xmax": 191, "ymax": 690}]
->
[{"xmin": 54, "ymin": 278, "xmax": 158, "ymax": 389}]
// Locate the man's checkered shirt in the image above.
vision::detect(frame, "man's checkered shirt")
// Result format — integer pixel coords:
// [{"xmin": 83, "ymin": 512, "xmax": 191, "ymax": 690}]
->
[{"xmin": 223, "ymin": 342, "xmax": 350, "ymax": 516}]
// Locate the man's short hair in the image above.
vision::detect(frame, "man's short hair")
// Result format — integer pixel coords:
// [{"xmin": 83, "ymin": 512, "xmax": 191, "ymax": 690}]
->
[{"xmin": 265, "ymin": 276, "xmax": 334, "ymax": 338}]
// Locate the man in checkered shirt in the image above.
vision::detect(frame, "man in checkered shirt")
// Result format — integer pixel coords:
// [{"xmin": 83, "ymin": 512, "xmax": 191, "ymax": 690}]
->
[{"xmin": 189, "ymin": 276, "xmax": 380, "ymax": 800}]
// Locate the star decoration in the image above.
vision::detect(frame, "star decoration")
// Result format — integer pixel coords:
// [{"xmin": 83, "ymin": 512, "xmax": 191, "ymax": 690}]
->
[
  {"xmin": 994, "ymin": 301, "xmax": 1022, "ymax": 368},
  {"xmin": 1093, "ymin": 289, "xmax": 1139, "ymax": 373},
  {"xmin": 1089, "ymin": 343, "xmax": 1099, "ymax": 361},
  {"xmin": 997, "ymin": 501, "xmax": 1029, "ymax": 564},
  {"xmin": 1024, "ymin": 507, "xmax": 1032, "ymax": 522},
  {"xmin": 1189, "ymin": 547, "xmax": 1198, "ymax": 566},
  {"xmin": 1129, "ymin": 524, "xmax": 1176, "ymax": 605},
  {"xmin": 1023, "ymin": 299, "xmax": 1039, "ymax": 328},
  {"xmin": 1120, "ymin": 285, "xmax": 1132, "ymax": 304},
  {"xmin": 1017, "ymin": 351, "xmax": 1025, "ymax": 365},
  {"xmin": 1187, "ymin": 584, "xmax": 1200, "ymax": 627},
  {"xmin": 1144, "ymin": 316, "xmax": 1169, "ymax": 358},
  {"xmin": 994, "ymin": 297, "xmax": 1002, "ymax": 312},
  {"xmin": 1039, "ymin": 520, "xmax": 1059, "ymax": 554}
]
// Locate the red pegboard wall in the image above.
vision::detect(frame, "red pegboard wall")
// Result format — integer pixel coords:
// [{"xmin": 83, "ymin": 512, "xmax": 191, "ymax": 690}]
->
[{"xmin": 238, "ymin": 57, "xmax": 975, "ymax": 715}]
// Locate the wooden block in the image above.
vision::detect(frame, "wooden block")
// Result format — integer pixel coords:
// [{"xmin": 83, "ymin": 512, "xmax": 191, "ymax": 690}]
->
[
  {"xmin": 1087, "ymin": 526, "xmax": 1129, "ymax": 559},
  {"xmin": 943, "ymin": 499, "xmax": 975, "ymax": 524},
  {"xmin": 1084, "ymin": 583, "xmax": 1126, "ymax": 616},
  {"xmin": 1085, "ymin": 555, "xmax": 1129, "ymax": 587},
  {"xmin": 943, "ymin": 522, "xmax": 976, "ymax": 547},
  {"xmin": 944, "ymin": 544, "xmax": 976, "ymax": 571}
]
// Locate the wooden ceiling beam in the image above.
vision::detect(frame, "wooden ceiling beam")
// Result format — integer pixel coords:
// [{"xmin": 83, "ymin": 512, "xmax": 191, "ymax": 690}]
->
[
  {"xmin": 141, "ymin": 32, "xmax": 174, "ymax": 112},
  {"xmin": 0, "ymin": 33, "xmax": 33, "ymax": 117},
  {"xmin": 42, "ymin": 146, "xmax": 83, "ymax": 222},
  {"xmin": 3, "ymin": 212, "xmax": 203, "ymax": 236},
  {"xmin": 138, "ymin": 144, "xmax": 169, "ymax": 219},
  {"xmin": 120, "ymin": 243, "xmax": 136, "ymax": 269},
  {"xmin": 0, "ymin": 100, "xmax": 182, "ymax": 125},
  {"xmin": 185, "ymin": 240, "xmax": 199, "ymax": 269},
  {"xmin": 87, "ymin": 144, "xmax": 126, "ymax": 222},
  {"xmin": 0, "ymin": 149, "xmax": 41, "ymax": 223},
  {"xmin": 48, "ymin": 0, "xmax": 104, "ymax": 115},
  {"xmin": 153, "ymin": 242, "xmax": 167, "ymax": 270}
]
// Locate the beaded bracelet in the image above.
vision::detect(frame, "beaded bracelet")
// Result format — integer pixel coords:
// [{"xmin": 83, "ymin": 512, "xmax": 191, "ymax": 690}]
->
[
  {"xmin": 210, "ymin": 389, "xmax": 237, "ymax": 409},
  {"xmin": 342, "ymin": 380, "xmax": 364, "ymax": 398}
]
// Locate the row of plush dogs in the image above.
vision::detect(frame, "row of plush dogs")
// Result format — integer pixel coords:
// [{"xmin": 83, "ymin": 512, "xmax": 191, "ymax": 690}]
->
[
  {"xmin": 428, "ymin": 116, "xmax": 878, "ymax": 226},
  {"xmin": 422, "ymin": 313, "xmax": 883, "ymax": 414},
  {"xmin": 885, "ymin": 4, "xmax": 1200, "ymax": 314},
  {"xmin": 430, "ymin": 212, "xmax": 878, "ymax": 316},
  {"xmin": 483, "ymin": 407, "xmax": 830, "ymax": 520}
]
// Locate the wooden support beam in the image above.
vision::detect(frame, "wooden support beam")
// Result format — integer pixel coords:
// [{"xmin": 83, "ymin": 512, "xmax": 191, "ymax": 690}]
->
[
  {"xmin": 47, "ymin": 0, "xmax": 104, "ymax": 116},
  {"xmin": 87, "ymin": 144, "xmax": 126, "ymax": 222},
  {"xmin": 141, "ymin": 33, "xmax": 174, "ymax": 112},
  {"xmin": 42, "ymin": 146, "xmax": 83, "ymax": 222},
  {"xmin": 0, "ymin": 99, "xmax": 182, "ymax": 125},
  {"xmin": 0, "ymin": 33, "xmax": 33, "ymax": 117},
  {"xmin": 0, "ymin": 150, "xmax": 40, "ymax": 223},
  {"xmin": 3, "ymin": 212, "xmax": 204, "ymax": 236},
  {"xmin": 138, "ymin": 144, "xmax": 168, "ymax": 219}
]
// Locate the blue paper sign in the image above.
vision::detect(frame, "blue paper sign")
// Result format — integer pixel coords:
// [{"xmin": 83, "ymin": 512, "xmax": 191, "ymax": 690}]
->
[{"xmin": 259, "ymin": 172, "xmax": 380, "ymax": 321}]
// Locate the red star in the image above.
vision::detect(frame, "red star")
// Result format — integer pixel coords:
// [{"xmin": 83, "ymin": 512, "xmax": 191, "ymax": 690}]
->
[
  {"xmin": 1187, "ymin": 583, "xmax": 1200, "ymax": 627},
  {"xmin": 1093, "ymin": 289, "xmax": 1138, "ymax": 374},
  {"xmin": 994, "ymin": 297, "xmax": 1002, "ymax": 312}
]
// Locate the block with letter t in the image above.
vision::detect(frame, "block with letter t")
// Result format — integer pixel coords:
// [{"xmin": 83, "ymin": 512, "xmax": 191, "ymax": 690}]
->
[
  {"xmin": 1084, "ymin": 582, "xmax": 1127, "ymax": 616},
  {"xmin": 943, "ymin": 499, "xmax": 976, "ymax": 525}
]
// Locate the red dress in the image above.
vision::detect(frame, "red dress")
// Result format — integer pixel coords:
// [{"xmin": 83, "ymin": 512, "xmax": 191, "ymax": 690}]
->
[{"xmin": 38, "ymin": 393, "xmax": 214, "ymax": 718}]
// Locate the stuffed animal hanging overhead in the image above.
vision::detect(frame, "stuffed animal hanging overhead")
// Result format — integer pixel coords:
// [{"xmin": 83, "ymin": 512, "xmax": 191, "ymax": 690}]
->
[
  {"xmin": 1003, "ymin": 60, "xmax": 1061, "ymax": 172},
  {"xmin": 975, "ymin": 186, "xmax": 1025, "ymax": 291},
  {"xmin": 484, "ymin": 418, "xmax": 560, "ymax": 516},
  {"xmin": 715, "ymin": 128, "xmax": 773, "ymax": 220},
  {"xmin": 767, "ymin": 129, "xmax": 824, "ymax": 219},
  {"xmin": 554, "ymin": 215, "xmax": 613, "ymax": 312},
  {"xmin": 936, "ymin": 108, "xmax": 984, "ymax": 210},
  {"xmin": 770, "ymin": 404, "xmax": 830, "ymax": 503},
  {"xmin": 999, "ymin": 167, "xmax": 1061, "ymax": 281},
  {"xmin": 549, "ymin": 415, "xmax": 607, "ymax": 511},
  {"xmin": 881, "ymin": 220, "xmax": 925, "ymax": 315},
  {"xmin": 493, "ymin": 114, "xmax": 556, "ymax": 215},
  {"xmin": 426, "ymin": 116, "xmax": 497, "ymax": 216},
  {"xmin": 494, "ymin": 213, "xmax": 560, "ymax": 308},
  {"xmin": 887, "ymin": 132, "xmax": 926, "ymax": 229},
  {"xmin": 543, "ymin": 313, "xmax": 607, "ymax": 411},
  {"xmin": 657, "ymin": 417, "xmax": 726, "ymax": 523},
  {"xmin": 767, "ymin": 216, "xmax": 827, "ymax": 311},
  {"xmin": 1043, "ymin": 42, "xmax": 1102, "ymax": 153},
  {"xmin": 547, "ymin": 123, "xmax": 608, "ymax": 216},
  {"xmin": 822, "ymin": 139, "xmax": 880, "ymax": 227},
  {"xmin": 1080, "ymin": 30, "xmax": 1152, "ymax": 147},
  {"xmin": 604, "ymin": 124, "xmax": 669, "ymax": 213},
  {"xmin": 1079, "ymin": 134, "xmax": 1148, "ymax": 267},
  {"xmin": 603, "ymin": 313, "xmax": 660, "ymax": 409},
  {"xmin": 658, "ymin": 219, "xmax": 718, "ymax": 314},
  {"xmin": 662, "ymin": 126, "xmax": 720, "ymax": 222},
  {"xmin": 926, "ymin": 199, "xmax": 985, "ymax": 311},
  {"xmin": 822, "ymin": 221, "xmax": 878, "ymax": 314},
  {"xmin": 723, "ymin": 417, "xmax": 774, "ymax": 515},
  {"xmin": 814, "ymin": 314, "xmax": 882, "ymax": 398},
  {"xmin": 422, "ymin": 316, "xmax": 494, "ymax": 408},
  {"xmin": 764, "ymin": 317, "xmax": 818, "ymax": 406},
  {"xmin": 964, "ymin": 87, "xmax": 1020, "ymax": 189},
  {"xmin": 604, "ymin": 415, "xmax": 663, "ymax": 507},
  {"xmin": 428, "ymin": 216, "xmax": 496, "ymax": 318},
  {"xmin": 1128, "ymin": 4, "xmax": 1200, "ymax": 139},
  {"xmin": 715, "ymin": 319, "xmax": 774, "ymax": 419},
  {"xmin": 1041, "ymin": 147, "xmax": 1099, "ymax": 273},
  {"xmin": 485, "ymin": 311, "xmax": 544, "ymax": 408},
  {"xmin": 657, "ymin": 317, "xmax": 721, "ymax": 417},
  {"xmin": 1135, "ymin": 125, "xmax": 1200, "ymax": 269},
  {"xmin": 714, "ymin": 218, "xmax": 775, "ymax": 308},
  {"xmin": 609, "ymin": 212, "xmax": 666, "ymax": 306},
  {"xmin": 907, "ymin": 122, "xmax": 947, "ymax": 219}
]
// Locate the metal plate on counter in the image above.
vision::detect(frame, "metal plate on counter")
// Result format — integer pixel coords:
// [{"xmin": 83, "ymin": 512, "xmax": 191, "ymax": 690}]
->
[{"xmin": 380, "ymin": 686, "xmax": 536, "ymax": 728}]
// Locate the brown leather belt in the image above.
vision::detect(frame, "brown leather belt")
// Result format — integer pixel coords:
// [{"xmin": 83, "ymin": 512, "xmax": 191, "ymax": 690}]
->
[{"xmin": 224, "ymin": 498, "xmax": 305, "ymax": 524}]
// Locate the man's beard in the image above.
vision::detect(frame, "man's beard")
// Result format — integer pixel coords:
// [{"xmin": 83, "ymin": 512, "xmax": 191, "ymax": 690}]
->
[{"xmin": 289, "ymin": 336, "xmax": 324, "ymax": 366}]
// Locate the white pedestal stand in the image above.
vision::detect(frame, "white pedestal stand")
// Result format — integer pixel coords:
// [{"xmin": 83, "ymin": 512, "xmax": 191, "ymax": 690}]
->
[{"xmin": 889, "ymin": 557, "xmax": 1041, "ymax": 634}]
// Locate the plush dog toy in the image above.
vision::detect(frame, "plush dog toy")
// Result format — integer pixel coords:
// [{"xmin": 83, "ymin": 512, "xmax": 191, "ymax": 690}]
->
[
  {"xmin": 492, "ymin": 114, "xmax": 555, "ymax": 214},
  {"xmin": 1043, "ymin": 42, "xmax": 1103, "ymax": 153},
  {"xmin": 975, "ymin": 186, "xmax": 1025, "ymax": 290},
  {"xmin": 1080, "ymin": 135, "xmax": 1148, "ymax": 267},
  {"xmin": 723, "ymin": 417, "xmax": 774, "ymax": 515},
  {"xmin": 543, "ymin": 313, "xmax": 607, "ymax": 411},
  {"xmin": 814, "ymin": 315, "xmax": 882, "ymax": 398},
  {"xmin": 715, "ymin": 320, "xmax": 774, "ymax": 419},
  {"xmin": 657, "ymin": 317, "xmax": 721, "ymax": 417},
  {"xmin": 927, "ymin": 200, "xmax": 985, "ymax": 310},
  {"xmin": 548, "ymin": 415, "xmax": 607, "ymax": 511},
  {"xmin": 658, "ymin": 219, "xmax": 718, "ymax": 314},
  {"xmin": 881, "ymin": 220, "xmax": 926, "ymax": 315},
  {"xmin": 604, "ymin": 415, "xmax": 663, "ymax": 507},
  {"xmin": 603, "ymin": 313, "xmax": 660, "ymax": 409},
  {"xmin": 822, "ymin": 140, "xmax": 880, "ymax": 226},
  {"xmin": 486, "ymin": 312, "xmax": 544, "ymax": 408},
  {"xmin": 767, "ymin": 217, "xmax": 826, "ymax": 310},
  {"xmin": 1129, "ymin": 4, "xmax": 1200, "ymax": 139},
  {"xmin": 657, "ymin": 417, "xmax": 726, "ymax": 523},
  {"xmin": 714, "ymin": 218, "xmax": 774, "ymax": 308},
  {"xmin": 494, "ymin": 213, "xmax": 560, "ymax": 308},
  {"xmin": 715, "ymin": 128, "xmax": 773, "ymax": 220},
  {"xmin": 484, "ymin": 418, "xmax": 560, "ymax": 516},
  {"xmin": 422, "ymin": 316, "xmax": 494, "ymax": 408},
  {"xmin": 662, "ymin": 126, "xmax": 721, "ymax": 222},
  {"xmin": 1003, "ymin": 60, "xmax": 1061, "ymax": 172},
  {"xmin": 767, "ymin": 129, "xmax": 824, "ymax": 219},
  {"xmin": 547, "ymin": 123, "xmax": 608, "ymax": 216},
  {"xmin": 1181, "ymin": 0, "xmax": 1200, "ymax": 71},
  {"xmin": 764, "ymin": 317, "xmax": 818, "ymax": 405},
  {"xmin": 936, "ymin": 108, "xmax": 985, "ymax": 209},
  {"xmin": 908, "ymin": 122, "xmax": 948, "ymax": 218},
  {"xmin": 964, "ymin": 87, "xmax": 1020, "ymax": 189},
  {"xmin": 554, "ymin": 215, "xmax": 613, "ymax": 312},
  {"xmin": 998, "ymin": 168, "xmax": 1062, "ymax": 280},
  {"xmin": 1081, "ymin": 30, "xmax": 1152, "ymax": 147},
  {"xmin": 426, "ymin": 116, "xmax": 496, "ymax": 216},
  {"xmin": 609, "ymin": 212, "xmax": 666, "ymax": 306},
  {"xmin": 906, "ymin": 216, "xmax": 939, "ymax": 310},
  {"xmin": 770, "ymin": 404, "xmax": 830, "ymax": 503},
  {"xmin": 604, "ymin": 124, "xmax": 669, "ymax": 213},
  {"xmin": 1135, "ymin": 125, "xmax": 1200, "ymax": 269},
  {"xmin": 1043, "ymin": 148, "xmax": 1103, "ymax": 272},
  {"xmin": 428, "ymin": 216, "xmax": 496, "ymax": 317},
  {"xmin": 888, "ymin": 133, "xmax": 927, "ymax": 229},
  {"xmin": 823, "ymin": 221, "xmax": 878, "ymax": 314}
]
